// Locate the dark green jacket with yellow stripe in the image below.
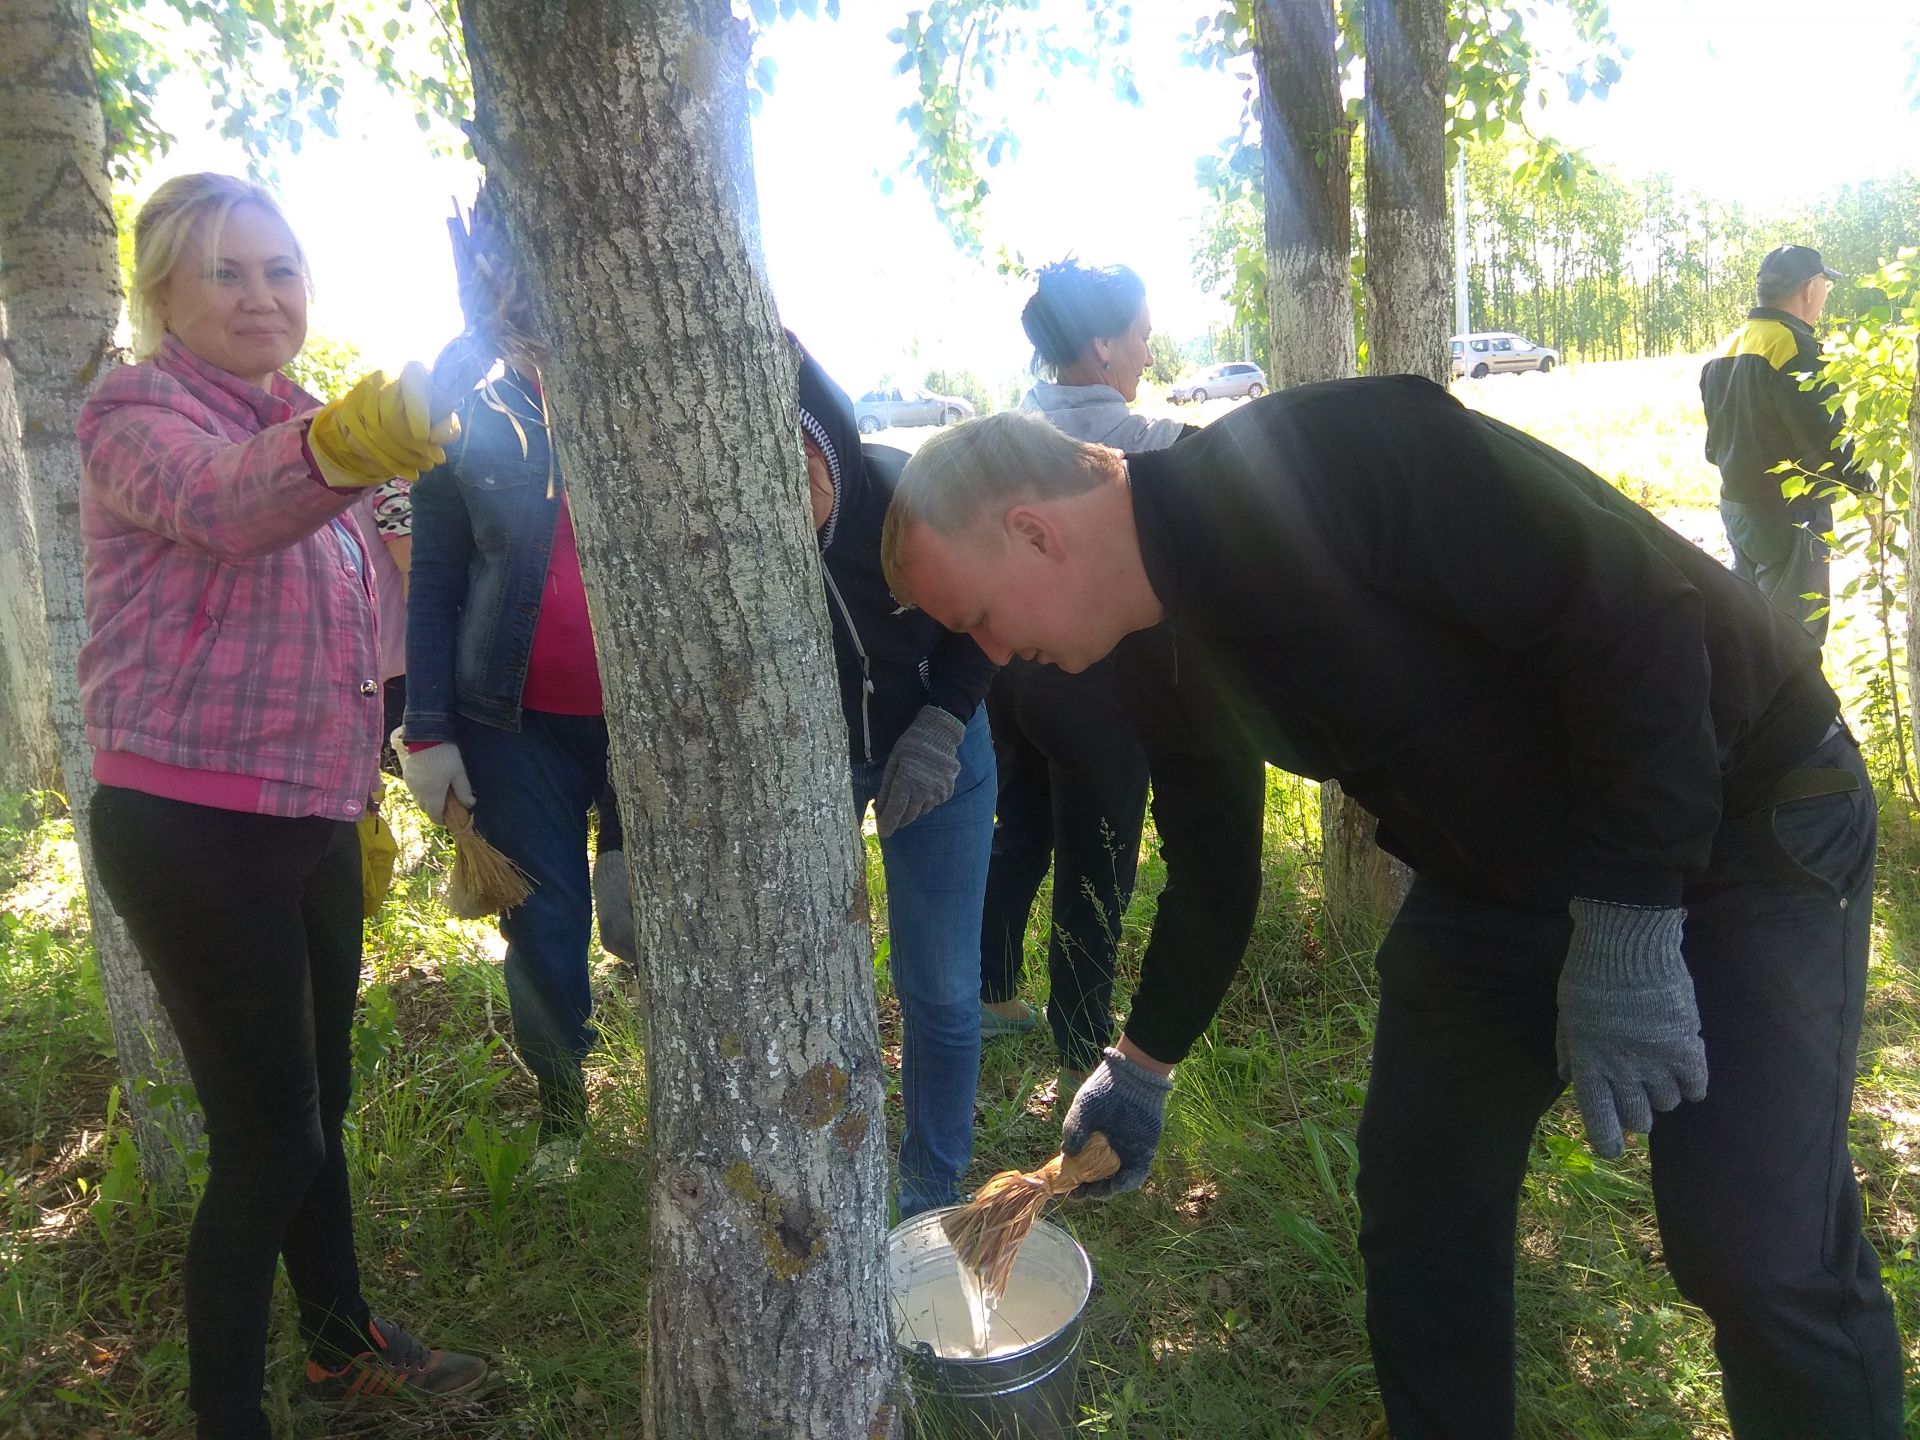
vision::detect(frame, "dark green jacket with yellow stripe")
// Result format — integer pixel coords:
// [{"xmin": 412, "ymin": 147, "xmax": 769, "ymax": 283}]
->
[{"xmin": 1700, "ymin": 306, "xmax": 1869, "ymax": 508}]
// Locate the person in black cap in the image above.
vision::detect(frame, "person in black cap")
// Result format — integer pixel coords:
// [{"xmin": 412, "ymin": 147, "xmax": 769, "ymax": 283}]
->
[{"xmin": 1701, "ymin": 243, "xmax": 1872, "ymax": 643}]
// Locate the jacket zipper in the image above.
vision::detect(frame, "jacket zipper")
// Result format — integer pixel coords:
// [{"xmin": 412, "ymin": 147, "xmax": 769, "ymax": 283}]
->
[{"xmin": 821, "ymin": 562, "xmax": 875, "ymax": 763}]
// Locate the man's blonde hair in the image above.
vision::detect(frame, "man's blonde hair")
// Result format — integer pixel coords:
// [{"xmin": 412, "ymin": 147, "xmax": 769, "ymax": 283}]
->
[
  {"xmin": 130, "ymin": 173, "xmax": 308, "ymax": 359},
  {"xmin": 881, "ymin": 410, "xmax": 1115, "ymax": 598}
]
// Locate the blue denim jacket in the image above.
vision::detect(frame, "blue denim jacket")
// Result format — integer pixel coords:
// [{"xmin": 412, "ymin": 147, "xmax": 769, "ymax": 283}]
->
[{"xmin": 403, "ymin": 374, "xmax": 559, "ymax": 740}]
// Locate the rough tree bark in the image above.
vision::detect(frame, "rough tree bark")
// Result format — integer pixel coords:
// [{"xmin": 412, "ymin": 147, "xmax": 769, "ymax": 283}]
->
[
  {"xmin": 1252, "ymin": 0, "xmax": 1356, "ymax": 388},
  {"xmin": 458, "ymin": 3, "xmax": 898, "ymax": 1436},
  {"xmin": 0, "ymin": 0, "xmax": 190, "ymax": 1186},
  {"xmin": 1362, "ymin": 0, "xmax": 1450, "ymax": 383},
  {"xmin": 0, "ymin": 364, "xmax": 59, "ymax": 793}
]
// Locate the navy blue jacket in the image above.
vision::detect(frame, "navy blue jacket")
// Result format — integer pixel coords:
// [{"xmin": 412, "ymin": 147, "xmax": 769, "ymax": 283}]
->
[{"xmin": 796, "ymin": 343, "xmax": 996, "ymax": 765}]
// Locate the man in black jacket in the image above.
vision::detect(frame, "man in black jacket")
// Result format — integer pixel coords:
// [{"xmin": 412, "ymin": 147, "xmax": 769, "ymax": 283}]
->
[
  {"xmin": 1702, "ymin": 243, "xmax": 1872, "ymax": 643},
  {"xmin": 794, "ymin": 340, "xmax": 999, "ymax": 1219},
  {"xmin": 881, "ymin": 377, "xmax": 1901, "ymax": 1438}
]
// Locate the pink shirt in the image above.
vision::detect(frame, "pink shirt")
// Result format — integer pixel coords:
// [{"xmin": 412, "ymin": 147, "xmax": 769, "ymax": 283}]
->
[
  {"xmin": 76, "ymin": 338, "xmax": 384, "ymax": 819},
  {"xmin": 520, "ymin": 495, "xmax": 604, "ymax": 715}
]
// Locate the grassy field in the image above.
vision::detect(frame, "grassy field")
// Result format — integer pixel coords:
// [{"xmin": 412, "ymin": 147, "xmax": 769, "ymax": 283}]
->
[{"xmin": 5, "ymin": 358, "xmax": 1919, "ymax": 1438}]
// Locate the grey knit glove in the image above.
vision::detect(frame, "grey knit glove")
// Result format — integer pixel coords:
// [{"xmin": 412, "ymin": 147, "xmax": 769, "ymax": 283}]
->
[
  {"xmin": 873, "ymin": 706, "xmax": 965, "ymax": 838},
  {"xmin": 592, "ymin": 850, "xmax": 638, "ymax": 967},
  {"xmin": 1061, "ymin": 1047, "xmax": 1174, "ymax": 1198},
  {"xmin": 1556, "ymin": 898, "xmax": 1707, "ymax": 1159}
]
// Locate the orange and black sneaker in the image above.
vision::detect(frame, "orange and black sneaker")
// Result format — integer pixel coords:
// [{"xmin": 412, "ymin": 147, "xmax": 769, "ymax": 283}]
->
[{"xmin": 304, "ymin": 1316, "xmax": 487, "ymax": 1404}]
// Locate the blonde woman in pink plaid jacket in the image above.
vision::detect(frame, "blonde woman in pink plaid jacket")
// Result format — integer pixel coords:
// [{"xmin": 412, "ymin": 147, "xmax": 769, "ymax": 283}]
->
[{"xmin": 76, "ymin": 173, "xmax": 484, "ymax": 1439}]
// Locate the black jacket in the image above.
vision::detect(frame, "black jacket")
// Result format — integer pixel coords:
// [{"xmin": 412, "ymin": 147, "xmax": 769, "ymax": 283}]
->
[
  {"xmin": 1112, "ymin": 376, "xmax": 1839, "ymax": 1063},
  {"xmin": 1700, "ymin": 306, "xmax": 1869, "ymax": 507},
  {"xmin": 795, "ymin": 344, "xmax": 995, "ymax": 766}
]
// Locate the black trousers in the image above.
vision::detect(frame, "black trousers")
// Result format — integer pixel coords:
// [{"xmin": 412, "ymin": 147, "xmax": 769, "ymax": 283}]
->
[
  {"xmin": 91, "ymin": 787, "xmax": 371, "ymax": 1440},
  {"xmin": 1355, "ymin": 728, "xmax": 1902, "ymax": 1438},
  {"xmin": 979, "ymin": 660, "xmax": 1149, "ymax": 1072}
]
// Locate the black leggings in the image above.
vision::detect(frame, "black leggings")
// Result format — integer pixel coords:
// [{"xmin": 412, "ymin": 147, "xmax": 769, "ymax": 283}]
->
[{"xmin": 91, "ymin": 786, "xmax": 372, "ymax": 1440}]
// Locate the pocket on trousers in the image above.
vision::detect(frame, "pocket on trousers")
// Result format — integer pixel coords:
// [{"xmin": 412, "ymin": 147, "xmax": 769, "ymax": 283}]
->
[
  {"xmin": 1720, "ymin": 500, "xmax": 1797, "ymax": 570},
  {"xmin": 1770, "ymin": 783, "xmax": 1871, "ymax": 897}
]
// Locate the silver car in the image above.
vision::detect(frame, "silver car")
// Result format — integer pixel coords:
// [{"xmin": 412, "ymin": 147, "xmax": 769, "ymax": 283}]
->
[
  {"xmin": 853, "ymin": 385, "xmax": 975, "ymax": 433},
  {"xmin": 1170, "ymin": 361, "xmax": 1267, "ymax": 403},
  {"xmin": 1450, "ymin": 332, "xmax": 1559, "ymax": 378}
]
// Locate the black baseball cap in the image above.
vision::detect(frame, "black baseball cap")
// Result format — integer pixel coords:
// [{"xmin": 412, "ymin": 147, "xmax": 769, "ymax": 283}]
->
[{"xmin": 1758, "ymin": 244, "xmax": 1843, "ymax": 292}]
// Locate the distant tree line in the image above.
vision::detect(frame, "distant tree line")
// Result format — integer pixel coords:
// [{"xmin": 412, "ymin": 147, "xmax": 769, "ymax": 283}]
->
[
  {"xmin": 1195, "ymin": 140, "xmax": 1917, "ymax": 367},
  {"xmin": 1462, "ymin": 147, "xmax": 1919, "ymax": 360}
]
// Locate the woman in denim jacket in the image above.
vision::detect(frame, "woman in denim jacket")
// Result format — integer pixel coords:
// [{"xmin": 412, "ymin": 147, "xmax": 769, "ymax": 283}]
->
[{"xmin": 400, "ymin": 211, "xmax": 629, "ymax": 1145}]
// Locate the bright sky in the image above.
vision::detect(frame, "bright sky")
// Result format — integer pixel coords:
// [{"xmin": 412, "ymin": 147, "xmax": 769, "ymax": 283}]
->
[{"xmin": 137, "ymin": 0, "xmax": 1919, "ymax": 391}]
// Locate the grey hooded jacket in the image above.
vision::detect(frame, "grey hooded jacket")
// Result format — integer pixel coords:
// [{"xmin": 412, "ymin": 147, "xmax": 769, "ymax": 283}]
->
[{"xmin": 1020, "ymin": 382, "xmax": 1189, "ymax": 451}]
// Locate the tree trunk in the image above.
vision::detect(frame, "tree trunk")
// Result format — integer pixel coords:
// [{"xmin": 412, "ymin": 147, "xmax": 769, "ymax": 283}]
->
[
  {"xmin": 1252, "ymin": 0, "xmax": 1356, "ymax": 388},
  {"xmin": 1255, "ymin": 0, "xmax": 1414, "ymax": 938},
  {"xmin": 0, "ymin": 0, "xmax": 190, "ymax": 1187},
  {"xmin": 0, "ymin": 362, "xmax": 58, "ymax": 793},
  {"xmin": 1361, "ymin": 0, "xmax": 1450, "ymax": 382},
  {"xmin": 458, "ymin": 3, "xmax": 898, "ymax": 1436}
]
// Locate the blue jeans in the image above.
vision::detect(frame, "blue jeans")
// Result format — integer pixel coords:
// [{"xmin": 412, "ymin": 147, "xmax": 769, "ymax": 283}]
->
[
  {"xmin": 852, "ymin": 704, "xmax": 996, "ymax": 1218},
  {"xmin": 459, "ymin": 709, "xmax": 608, "ymax": 1133}
]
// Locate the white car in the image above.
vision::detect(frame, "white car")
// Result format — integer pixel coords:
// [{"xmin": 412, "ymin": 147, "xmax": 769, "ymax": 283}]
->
[
  {"xmin": 1170, "ymin": 361, "xmax": 1267, "ymax": 403},
  {"xmin": 853, "ymin": 385, "xmax": 975, "ymax": 433},
  {"xmin": 1451, "ymin": 332, "xmax": 1559, "ymax": 378}
]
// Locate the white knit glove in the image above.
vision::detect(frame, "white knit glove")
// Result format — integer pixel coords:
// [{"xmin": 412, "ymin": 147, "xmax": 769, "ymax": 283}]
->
[{"xmin": 397, "ymin": 737, "xmax": 475, "ymax": 824}]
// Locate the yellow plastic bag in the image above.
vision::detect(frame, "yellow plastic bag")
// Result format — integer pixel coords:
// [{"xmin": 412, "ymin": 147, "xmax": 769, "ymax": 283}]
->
[{"xmin": 357, "ymin": 806, "xmax": 399, "ymax": 917}]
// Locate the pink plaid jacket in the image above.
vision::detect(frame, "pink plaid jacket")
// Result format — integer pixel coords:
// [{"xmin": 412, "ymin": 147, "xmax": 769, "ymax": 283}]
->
[{"xmin": 77, "ymin": 338, "xmax": 385, "ymax": 820}]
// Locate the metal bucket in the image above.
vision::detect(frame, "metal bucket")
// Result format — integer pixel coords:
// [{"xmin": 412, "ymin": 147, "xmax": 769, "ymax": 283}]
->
[{"xmin": 887, "ymin": 1207, "xmax": 1093, "ymax": 1439}]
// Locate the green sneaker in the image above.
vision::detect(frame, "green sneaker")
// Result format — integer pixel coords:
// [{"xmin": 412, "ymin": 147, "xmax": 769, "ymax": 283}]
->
[
  {"xmin": 305, "ymin": 1316, "xmax": 487, "ymax": 1403},
  {"xmin": 980, "ymin": 999, "xmax": 1040, "ymax": 1040}
]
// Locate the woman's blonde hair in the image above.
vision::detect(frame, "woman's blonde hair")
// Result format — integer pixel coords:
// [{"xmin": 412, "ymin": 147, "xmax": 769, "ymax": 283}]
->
[{"xmin": 129, "ymin": 173, "xmax": 308, "ymax": 359}]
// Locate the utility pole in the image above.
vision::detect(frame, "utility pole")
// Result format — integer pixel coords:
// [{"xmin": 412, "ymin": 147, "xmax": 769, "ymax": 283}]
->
[{"xmin": 1453, "ymin": 148, "xmax": 1470, "ymax": 336}]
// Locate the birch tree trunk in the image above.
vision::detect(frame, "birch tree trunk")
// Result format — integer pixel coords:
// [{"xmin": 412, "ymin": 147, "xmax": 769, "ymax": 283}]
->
[
  {"xmin": 1362, "ymin": 0, "xmax": 1451, "ymax": 383},
  {"xmin": 1252, "ymin": 0, "xmax": 1356, "ymax": 388},
  {"xmin": 0, "ymin": 0, "xmax": 190, "ymax": 1188},
  {"xmin": 458, "ymin": 3, "xmax": 897, "ymax": 1435},
  {"xmin": 0, "ymin": 364, "xmax": 58, "ymax": 793}
]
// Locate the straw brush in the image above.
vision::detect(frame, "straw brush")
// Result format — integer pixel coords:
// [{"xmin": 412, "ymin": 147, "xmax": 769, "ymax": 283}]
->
[
  {"xmin": 941, "ymin": 1133, "xmax": 1119, "ymax": 1304},
  {"xmin": 441, "ymin": 794, "xmax": 533, "ymax": 918}
]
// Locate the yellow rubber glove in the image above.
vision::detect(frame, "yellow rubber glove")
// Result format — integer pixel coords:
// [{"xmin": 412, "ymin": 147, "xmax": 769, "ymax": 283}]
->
[
  {"xmin": 309, "ymin": 362, "xmax": 456, "ymax": 488},
  {"xmin": 356, "ymin": 806, "xmax": 399, "ymax": 917}
]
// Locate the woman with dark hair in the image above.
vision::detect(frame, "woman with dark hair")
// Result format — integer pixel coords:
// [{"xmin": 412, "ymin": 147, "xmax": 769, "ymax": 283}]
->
[
  {"xmin": 1016, "ymin": 259, "xmax": 1188, "ymax": 450},
  {"xmin": 979, "ymin": 260, "xmax": 1189, "ymax": 1102}
]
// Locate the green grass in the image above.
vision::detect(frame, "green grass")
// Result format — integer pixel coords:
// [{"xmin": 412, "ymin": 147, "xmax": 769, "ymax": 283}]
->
[
  {"xmin": 5, "ymin": 359, "xmax": 1920, "ymax": 1436},
  {"xmin": 1448, "ymin": 355, "xmax": 1728, "ymax": 513}
]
